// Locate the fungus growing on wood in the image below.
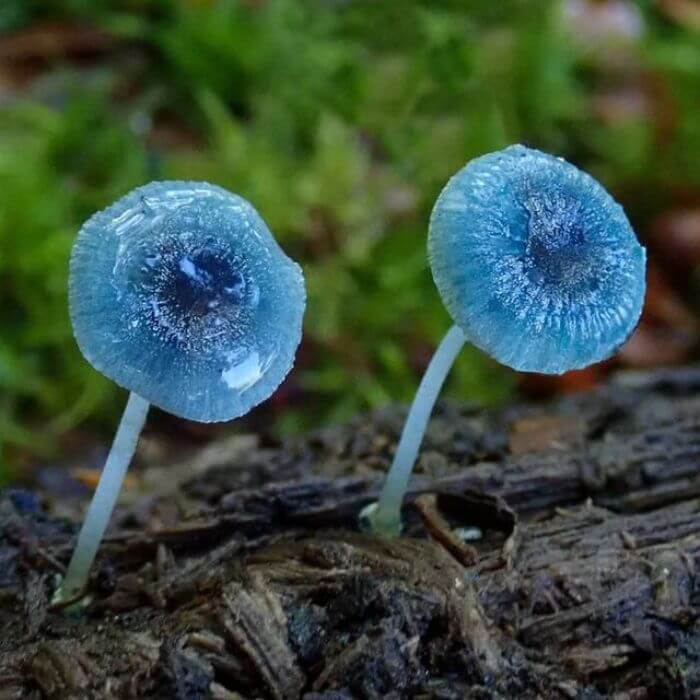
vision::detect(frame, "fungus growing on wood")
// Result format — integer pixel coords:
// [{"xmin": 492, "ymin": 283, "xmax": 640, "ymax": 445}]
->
[
  {"xmin": 363, "ymin": 145, "xmax": 646, "ymax": 537},
  {"xmin": 54, "ymin": 181, "xmax": 305, "ymax": 603}
]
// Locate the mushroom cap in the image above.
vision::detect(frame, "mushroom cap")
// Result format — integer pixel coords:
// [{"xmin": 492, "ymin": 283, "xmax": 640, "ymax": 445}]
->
[
  {"xmin": 70, "ymin": 181, "xmax": 306, "ymax": 422},
  {"xmin": 428, "ymin": 145, "xmax": 646, "ymax": 374}
]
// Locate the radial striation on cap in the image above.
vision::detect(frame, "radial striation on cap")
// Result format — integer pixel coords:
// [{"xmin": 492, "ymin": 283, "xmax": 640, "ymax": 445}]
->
[
  {"xmin": 70, "ymin": 181, "xmax": 305, "ymax": 421},
  {"xmin": 428, "ymin": 145, "xmax": 646, "ymax": 374}
]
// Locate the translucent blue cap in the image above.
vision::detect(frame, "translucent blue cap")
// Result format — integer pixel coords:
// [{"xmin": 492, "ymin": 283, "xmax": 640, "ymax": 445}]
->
[
  {"xmin": 70, "ymin": 181, "xmax": 306, "ymax": 421},
  {"xmin": 429, "ymin": 145, "xmax": 646, "ymax": 374}
]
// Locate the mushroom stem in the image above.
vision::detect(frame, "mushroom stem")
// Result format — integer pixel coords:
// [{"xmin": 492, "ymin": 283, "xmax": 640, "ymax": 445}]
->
[
  {"xmin": 54, "ymin": 392, "xmax": 150, "ymax": 603},
  {"xmin": 362, "ymin": 324, "xmax": 466, "ymax": 537}
]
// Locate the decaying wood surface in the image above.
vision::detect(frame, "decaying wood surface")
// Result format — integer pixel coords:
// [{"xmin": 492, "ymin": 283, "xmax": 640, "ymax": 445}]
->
[{"xmin": 2, "ymin": 366, "xmax": 700, "ymax": 699}]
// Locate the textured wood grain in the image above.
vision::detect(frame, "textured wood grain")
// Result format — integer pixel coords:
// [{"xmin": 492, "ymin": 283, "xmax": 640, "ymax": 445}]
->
[{"xmin": 1, "ymin": 367, "xmax": 699, "ymax": 698}]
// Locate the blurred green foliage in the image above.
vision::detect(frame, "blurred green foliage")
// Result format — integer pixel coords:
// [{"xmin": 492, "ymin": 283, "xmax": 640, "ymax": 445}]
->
[{"xmin": 0, "ymin": 0, "xmax": 699, "ymax": 473}]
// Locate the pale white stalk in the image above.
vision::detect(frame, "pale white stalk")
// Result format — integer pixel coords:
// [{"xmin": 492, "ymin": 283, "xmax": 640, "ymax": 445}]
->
[
  {"xmin": 363, "ymin": 324, "xmax": 466, "ymax": 537},
  {"xmin": 54, "ymin": 392, "xmax": 150, "ymax": 603}
]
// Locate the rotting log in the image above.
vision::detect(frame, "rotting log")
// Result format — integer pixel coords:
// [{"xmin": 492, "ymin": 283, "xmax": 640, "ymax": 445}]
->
[{"xmin": 1, "ymin": 366, "xmax": 700, "ymax": 699}]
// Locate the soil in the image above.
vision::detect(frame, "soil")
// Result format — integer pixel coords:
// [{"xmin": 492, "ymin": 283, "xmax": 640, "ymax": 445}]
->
[{"xmin": 2, "ymin": 366, "xmax": 700, "ymax": 699}]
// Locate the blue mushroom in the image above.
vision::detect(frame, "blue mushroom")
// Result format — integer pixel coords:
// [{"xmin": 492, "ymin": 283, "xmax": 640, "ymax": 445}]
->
[
  {"xmin": 55, "ymin": 181, "xmax": 305, "ymax": 603},
  {"xmin": 363, "ymin": 145, "xmax": 646, "ymax": 537}
]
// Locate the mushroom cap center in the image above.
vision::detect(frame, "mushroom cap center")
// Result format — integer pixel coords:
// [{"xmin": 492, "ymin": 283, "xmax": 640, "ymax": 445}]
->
[
  {"xmin": 121, "ymin": 235, "xmax": 259, "ymax": 357},
  {"xmin": 524, "ymin": 192, "xmax": 592, "ymax": 286},
  {"xmin": 170, "ymin": 249, "xmax": 246, "ymax": 318}
]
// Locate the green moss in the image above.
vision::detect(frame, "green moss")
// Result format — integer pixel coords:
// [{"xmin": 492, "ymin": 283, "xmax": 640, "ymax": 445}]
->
[{"xmin": 1, "ymin": 0, "xmax": 698, "ymax": 456}]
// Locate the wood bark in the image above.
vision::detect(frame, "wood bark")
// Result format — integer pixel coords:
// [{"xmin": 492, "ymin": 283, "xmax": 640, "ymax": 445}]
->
[{"xmin": 1, "ymin": 366, "xmax": 700, "ymax": 699}]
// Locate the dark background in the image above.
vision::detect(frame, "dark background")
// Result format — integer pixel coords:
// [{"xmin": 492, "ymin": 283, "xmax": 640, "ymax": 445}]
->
[{"xmin": 1, "ymin": 0, "xmax": 699, "ymax": 481}]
